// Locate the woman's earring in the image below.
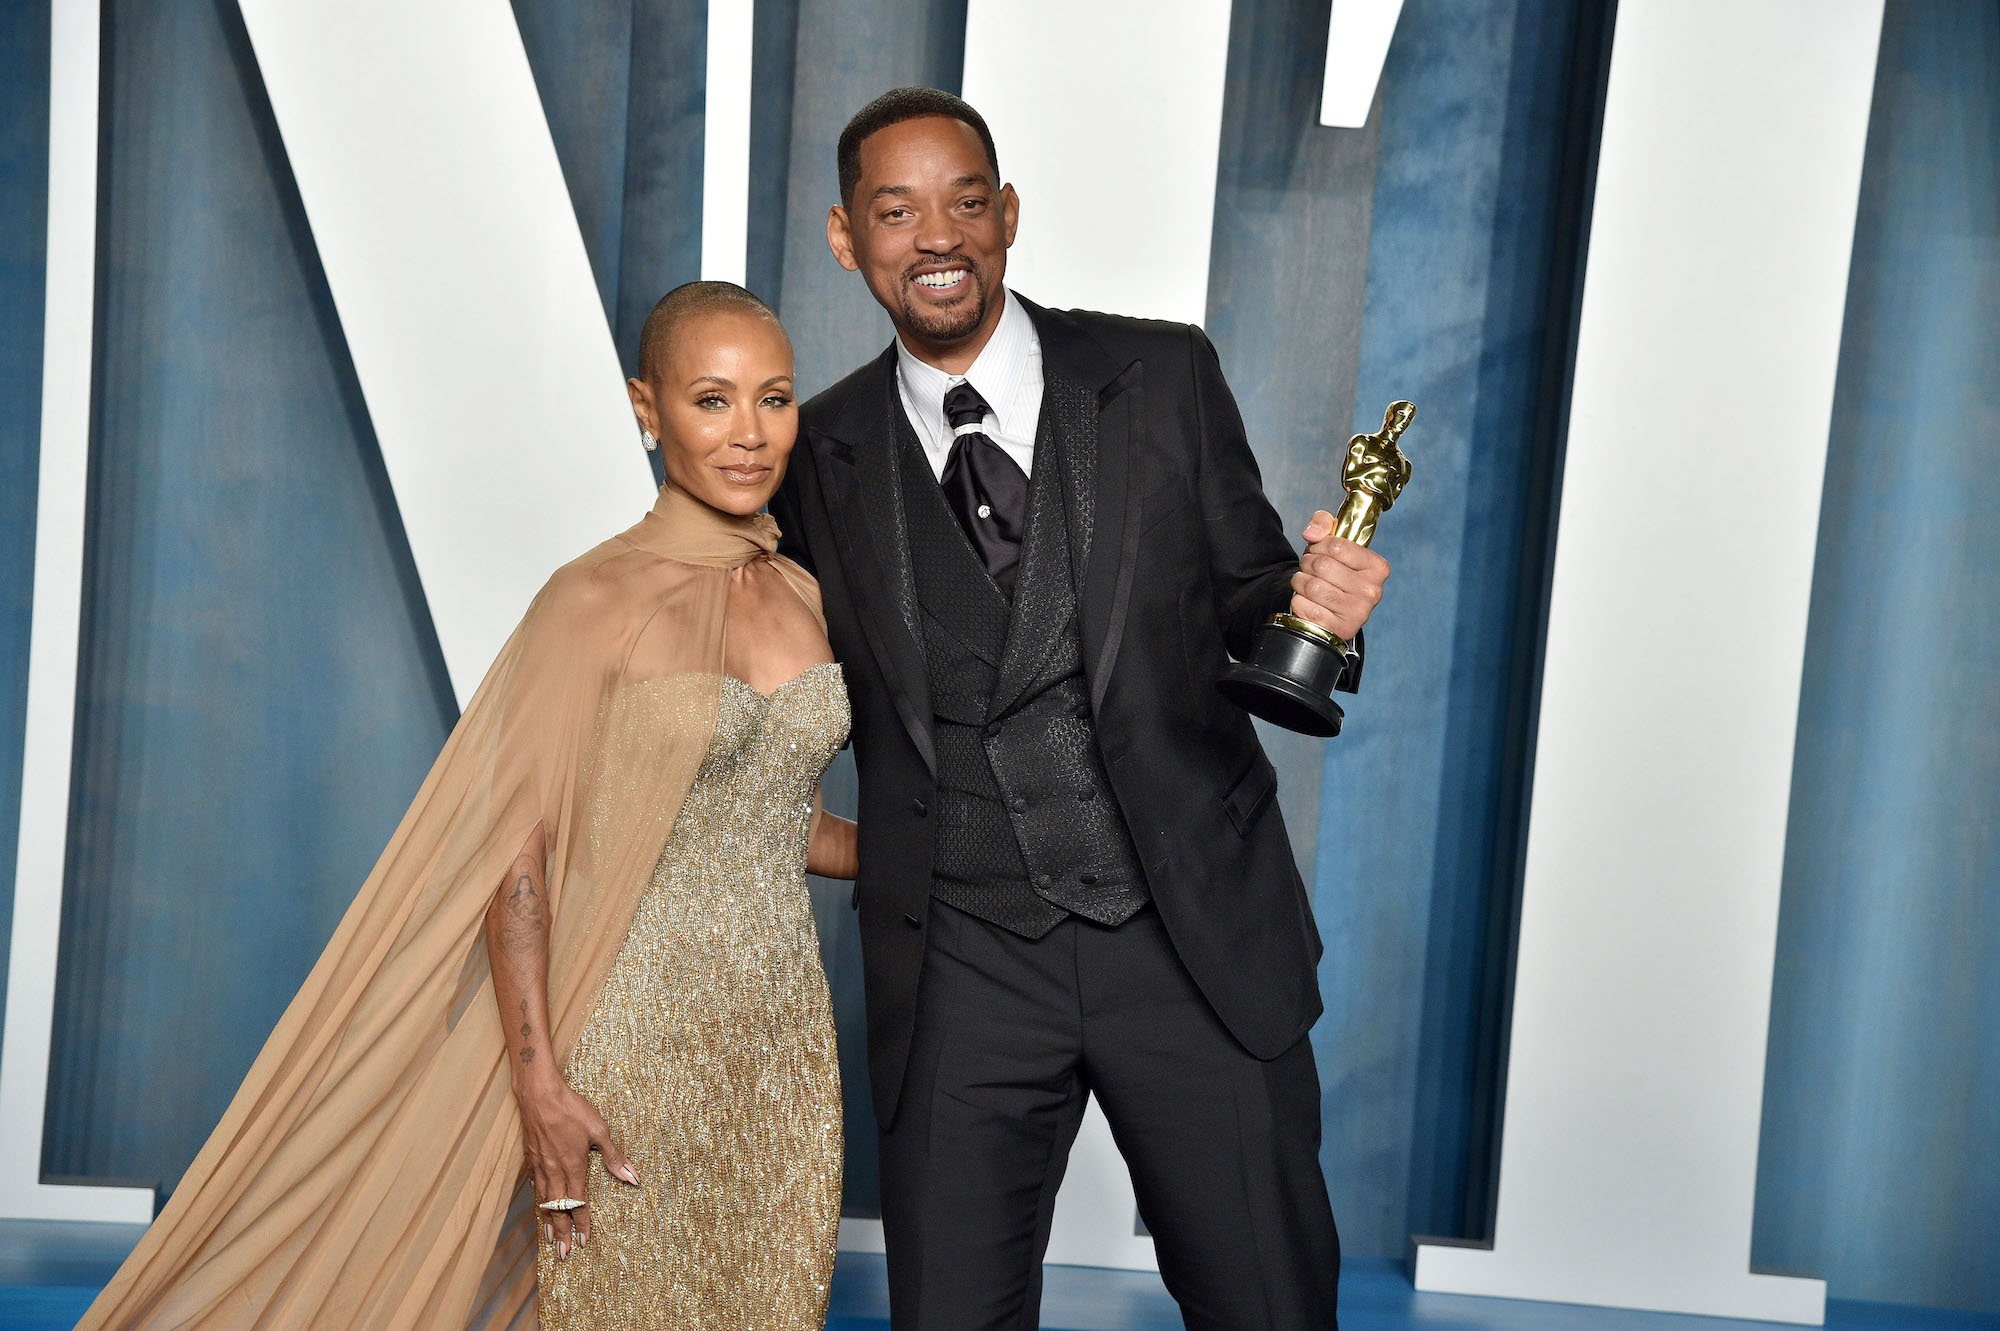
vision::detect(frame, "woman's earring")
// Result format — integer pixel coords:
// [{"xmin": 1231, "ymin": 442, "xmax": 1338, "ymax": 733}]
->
[{"xmin": 639, "ymin": 426, "xmax": 658, "ymax": 452}]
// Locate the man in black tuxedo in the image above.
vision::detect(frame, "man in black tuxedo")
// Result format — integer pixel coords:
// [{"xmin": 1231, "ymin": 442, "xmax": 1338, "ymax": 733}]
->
[{"xmin": 771, "ymin": 87, "xmax": 1391, "ymax": 1330}]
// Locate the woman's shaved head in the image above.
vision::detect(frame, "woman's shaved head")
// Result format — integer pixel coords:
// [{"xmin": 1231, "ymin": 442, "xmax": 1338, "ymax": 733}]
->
[{"xmin": 636, "ymin": 280, "xmax": 786, "ymax": 382}]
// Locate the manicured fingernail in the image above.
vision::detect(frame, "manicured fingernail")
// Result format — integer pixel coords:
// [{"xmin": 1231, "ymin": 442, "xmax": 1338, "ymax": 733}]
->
[
  {"xmin": 575, "ymin": 1229, "xmax": 586, "ymax": 1248},
  {"xmin": 617, "ymin": 1163, "xmax": 640, "ymax": 1186},
  {"xmin": 557, "ymin": 1239, "xmax": 568, "ymax": 1260},
  {"xmin": 542, "ymin": 1222, "xmax": 552, "ymax": 1244}
]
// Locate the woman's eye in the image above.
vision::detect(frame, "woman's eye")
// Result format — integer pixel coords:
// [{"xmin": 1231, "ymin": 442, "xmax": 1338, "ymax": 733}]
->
[
  {"xmin": 695, "ymin": 394, "xmax": 727, "ymax": 410},
  {"xmin": 761, "ymin": 395, "xmax": 793, "ymax": 409}
]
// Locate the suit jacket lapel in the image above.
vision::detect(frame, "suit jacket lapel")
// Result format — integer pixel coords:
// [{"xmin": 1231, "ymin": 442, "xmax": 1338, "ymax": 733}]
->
[
  {"xmin": 1020, "ymin": 298, "xmax": 1144, "ymax": 712},
  {"xmin": 806, "ymin": 347, "xmax": 935, "ymax": 773}
]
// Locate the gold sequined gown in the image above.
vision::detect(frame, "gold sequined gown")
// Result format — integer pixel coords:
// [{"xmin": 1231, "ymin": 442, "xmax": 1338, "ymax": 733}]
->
[{"xmin": 538, "ymin": 663, "xmax": 849, "ymax": 1330}]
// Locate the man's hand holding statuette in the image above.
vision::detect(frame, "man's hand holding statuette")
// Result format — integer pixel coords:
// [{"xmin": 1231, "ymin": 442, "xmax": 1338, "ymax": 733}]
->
[{"xmin": 1288, "ymin": 509, "xmax": 1391, "ymax": 643}]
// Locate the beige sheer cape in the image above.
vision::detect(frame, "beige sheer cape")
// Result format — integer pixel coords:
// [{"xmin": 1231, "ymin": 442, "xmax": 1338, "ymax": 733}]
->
[{"xmin": 79, "ymin": 484, "xmax": 820, "ymax": 1330}]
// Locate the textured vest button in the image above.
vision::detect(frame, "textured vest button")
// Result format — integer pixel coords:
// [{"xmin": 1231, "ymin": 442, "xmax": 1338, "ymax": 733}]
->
[
  {"xmin": 1077, "ymin": 789, "xmax": 1096, "ymax": 802},
  {"xmin": 984, "ymin": 722, "xmax": 1001, "ymax": 739}
]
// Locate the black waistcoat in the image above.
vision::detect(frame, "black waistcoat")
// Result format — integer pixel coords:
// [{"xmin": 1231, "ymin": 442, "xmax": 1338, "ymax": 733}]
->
[{"xmin": 896, "ymin": 377, "xmax": 1149, "ymax": 937}]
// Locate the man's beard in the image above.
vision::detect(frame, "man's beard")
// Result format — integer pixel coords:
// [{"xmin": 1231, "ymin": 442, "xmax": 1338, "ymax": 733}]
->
[{"xmin": 898, "ymin": 266, "xmax": 989, "ymax": 344}]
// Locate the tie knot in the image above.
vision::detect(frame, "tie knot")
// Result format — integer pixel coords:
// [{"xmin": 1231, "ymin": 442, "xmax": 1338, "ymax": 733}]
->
[{"xmin": 944, "ymin": 381, "xmax": 991, "ymax": 431}]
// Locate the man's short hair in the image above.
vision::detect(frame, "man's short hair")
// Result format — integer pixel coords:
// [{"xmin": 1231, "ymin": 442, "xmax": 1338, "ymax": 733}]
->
[
  {"xmin": 635, "ymin": 280, "xmax": 782, "ymax": 381},
  {"xmin": 836, "ymin": 87, "xmax": 1000, "ymax": 206}
]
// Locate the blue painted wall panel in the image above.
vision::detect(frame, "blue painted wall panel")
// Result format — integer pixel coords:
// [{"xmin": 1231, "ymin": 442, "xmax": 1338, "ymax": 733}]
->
[
  {"xmin": 512, "ymin": 0, "xmax": 710, "ymax": 376},
  {"xmin": 1753, "ymin": 0, "xmax": 2000, "ymax": 1309},
  {"xmin": 0, "ymin": 0, "xmax": 51, "ymax": 1056}
]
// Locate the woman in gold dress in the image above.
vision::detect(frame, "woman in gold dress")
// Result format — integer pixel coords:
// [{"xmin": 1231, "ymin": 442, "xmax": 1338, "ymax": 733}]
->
[
  {"xmin": 509, "ymin": 283, "xmax": 855, "ymax": 1328},
  {"xmin": 77, "ymin": 282, "xmax": 855, "ymax": 1330}
]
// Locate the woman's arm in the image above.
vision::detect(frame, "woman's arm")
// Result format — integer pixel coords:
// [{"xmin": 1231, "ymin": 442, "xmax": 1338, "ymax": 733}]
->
[
  {"xmin": 488, "ymin": 826, "xmax": 560, "ymax": 1093},
  {"xmin": 484, "ymin": 823, "xmax": 639, "ymax": 1258},
  {"xmin": 806, "ymin": 808, "xmax": 858, "ymax": 880}
]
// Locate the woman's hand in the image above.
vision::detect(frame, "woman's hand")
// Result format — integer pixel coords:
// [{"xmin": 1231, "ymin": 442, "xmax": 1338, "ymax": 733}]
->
[{"xmin": 516, "ymin": 1074, "xmax": 640, "ymax": 1258}]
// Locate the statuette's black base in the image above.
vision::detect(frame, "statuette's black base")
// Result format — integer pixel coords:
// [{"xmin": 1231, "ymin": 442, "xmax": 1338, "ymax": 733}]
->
[{"xmin": 1217, "ymin": 621, "xmax": 1349, "ymax": 737}]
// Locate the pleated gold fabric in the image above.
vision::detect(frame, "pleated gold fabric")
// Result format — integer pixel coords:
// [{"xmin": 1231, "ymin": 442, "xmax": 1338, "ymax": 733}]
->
[
  {"xmin": 78, "ymin": 483, "xmax": 821, "ymax": 1331},
  {"xmin": 537, "ymin": 665, "xmax": 847, "ymax": 1329}
]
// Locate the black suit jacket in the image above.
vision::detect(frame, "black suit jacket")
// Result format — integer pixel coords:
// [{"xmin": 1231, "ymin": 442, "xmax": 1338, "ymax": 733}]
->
[{"xmin": 774, "ymin": 297, "xmax": 1340, "ymax": 1127}]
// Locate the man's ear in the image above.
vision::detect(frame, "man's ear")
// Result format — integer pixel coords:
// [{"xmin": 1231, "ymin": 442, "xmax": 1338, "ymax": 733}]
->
[
  {"xmin": 827, "ymin": 205, "xmax": 860, "ymax": 272},
  {"xmin": 1000, "ymin": 183, "xmax": 1020, "ymax": 248},
  {"xmin": 626, "ymin": 377, "xmax": 658, "ymax": 435}
]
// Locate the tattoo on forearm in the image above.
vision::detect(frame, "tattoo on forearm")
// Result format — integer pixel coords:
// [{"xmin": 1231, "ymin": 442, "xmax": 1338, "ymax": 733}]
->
[
  {"xmin": 495, "ymin": 869, "xmax": 548, "ymax": 1072},
  {"xmin": 499, "ymin": 869, "xmax": 545, "ymax": 955},
  {"xmin": 498, "ymin": 859, "xmax": 556, "ymax": 1071}
]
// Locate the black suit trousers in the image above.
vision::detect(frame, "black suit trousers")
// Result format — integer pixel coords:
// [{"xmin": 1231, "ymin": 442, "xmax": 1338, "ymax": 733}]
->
[{"xmin": 879, "ymin": 901, "xmax": 1341, "ymax": 1330}]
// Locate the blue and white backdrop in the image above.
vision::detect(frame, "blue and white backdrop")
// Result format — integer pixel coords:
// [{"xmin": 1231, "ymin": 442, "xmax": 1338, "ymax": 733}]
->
[{"xmin": 0, "ymin": 0, "xmax": 1994, "ymax": 1320}]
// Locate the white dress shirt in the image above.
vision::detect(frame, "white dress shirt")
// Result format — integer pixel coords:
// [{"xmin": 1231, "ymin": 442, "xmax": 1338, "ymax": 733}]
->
[{"xmin": 895, "ymin": 286, "xmax": 1042, "ymax": 481}]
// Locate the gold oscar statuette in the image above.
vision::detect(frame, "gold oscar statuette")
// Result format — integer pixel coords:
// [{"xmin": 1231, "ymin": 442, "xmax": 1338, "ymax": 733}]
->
[{"xmin": 1216, "ymin": 400, "xmax": 1415, "ymax": 737}]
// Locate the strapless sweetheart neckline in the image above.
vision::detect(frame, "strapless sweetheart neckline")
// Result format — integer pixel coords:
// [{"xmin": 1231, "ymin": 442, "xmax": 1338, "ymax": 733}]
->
[{"xmin": 720, "ymin": 660, "xmax": 841, "ymax": 702}]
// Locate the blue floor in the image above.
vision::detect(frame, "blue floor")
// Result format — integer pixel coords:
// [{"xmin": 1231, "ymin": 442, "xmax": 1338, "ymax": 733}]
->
[{"xmin": 1, "ymin": 1221, "xmax": 1993, "ymax": 1330}]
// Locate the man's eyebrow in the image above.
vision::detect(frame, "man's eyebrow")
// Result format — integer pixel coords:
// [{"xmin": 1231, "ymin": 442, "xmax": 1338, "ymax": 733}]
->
[
  {"xmin": 869, "ymin": 184, "xmax": 913, "ymax": 202},
  {"xmin": 952, "ymin": 173, "xmax": 993, "ymax": 189}
]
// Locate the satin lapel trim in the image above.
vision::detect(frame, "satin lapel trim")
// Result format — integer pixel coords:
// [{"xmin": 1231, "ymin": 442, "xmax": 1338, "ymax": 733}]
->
[
  {"xmin": 809, "ymin": 386, "xmax": 935, "ymax": 775},
  {"xmin": 1079, "ymin": 361, "xmax": 1143, "ymax": 712},
  {"xmin": 1017, "ymin": 296, "xmax": 1142, "ymax": 712}
]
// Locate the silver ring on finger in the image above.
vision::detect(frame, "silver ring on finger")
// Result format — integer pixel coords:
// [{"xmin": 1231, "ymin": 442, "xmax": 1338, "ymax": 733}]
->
[{"xmin": 537, "ymin": 1197, "xmax": 588, "ymax": 1212}]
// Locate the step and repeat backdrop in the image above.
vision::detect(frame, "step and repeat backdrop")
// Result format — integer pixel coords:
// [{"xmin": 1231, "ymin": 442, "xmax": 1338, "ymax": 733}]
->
[{"xmin": 0, "ymin": 0, "xmax": 1994, "ymax": 1318}]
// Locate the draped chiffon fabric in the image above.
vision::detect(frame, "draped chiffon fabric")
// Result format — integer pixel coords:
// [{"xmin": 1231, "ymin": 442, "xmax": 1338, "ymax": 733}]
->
[{"xmin": 78, "ymin": 484, "xmax": 821, "ymax": 1330}]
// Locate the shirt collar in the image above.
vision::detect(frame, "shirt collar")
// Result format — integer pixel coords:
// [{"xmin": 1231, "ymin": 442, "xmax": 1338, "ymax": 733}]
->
[{"xmin": 894, "ymin": 286, "xmax": 1037, "ymax": 437}]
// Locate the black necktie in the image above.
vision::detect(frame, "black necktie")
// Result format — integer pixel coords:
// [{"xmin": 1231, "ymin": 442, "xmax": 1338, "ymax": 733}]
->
[{"xmin": 940, "ymin": 381, "xmax": 1030, "ymax": 598}]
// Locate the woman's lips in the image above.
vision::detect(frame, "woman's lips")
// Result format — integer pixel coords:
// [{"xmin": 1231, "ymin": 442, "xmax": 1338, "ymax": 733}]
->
[{"xmin": 718, "ymin": 464, "xmax": 771, "ymax": 486}]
